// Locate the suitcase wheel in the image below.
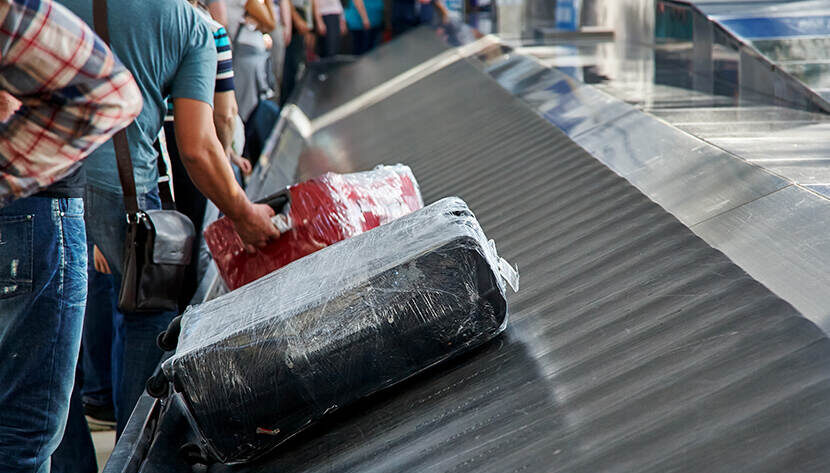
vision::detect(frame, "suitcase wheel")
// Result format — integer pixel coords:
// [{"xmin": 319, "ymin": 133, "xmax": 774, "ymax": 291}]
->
[
  {"xmin": 157, "ymin": 315, "xmax": 182, "ymax": 352},
  {"xmin": 146, "ymin": 371, "xmax": 170, "ymax": 399}
]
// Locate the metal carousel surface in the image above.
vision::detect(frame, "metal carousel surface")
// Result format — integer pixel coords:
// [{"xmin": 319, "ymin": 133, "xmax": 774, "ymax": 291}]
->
[{"xmin": 106, "ymin": 2, "xmax": 830, "ymax": 471}]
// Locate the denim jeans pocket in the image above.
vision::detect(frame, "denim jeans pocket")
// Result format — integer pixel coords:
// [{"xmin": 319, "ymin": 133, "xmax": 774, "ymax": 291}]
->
[
  {"xmin": 63, "ymin": 197, "xmax": 85, "ymax": 218},
  {"xmin": 0, "ymin": 214, "xmax": 33, "ymax": 299}
]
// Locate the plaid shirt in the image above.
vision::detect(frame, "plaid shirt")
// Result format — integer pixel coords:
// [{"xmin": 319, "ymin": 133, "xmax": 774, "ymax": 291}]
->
[{"xmin": 0, "ymin": 0, "xmax": 141, "ymax": 207}]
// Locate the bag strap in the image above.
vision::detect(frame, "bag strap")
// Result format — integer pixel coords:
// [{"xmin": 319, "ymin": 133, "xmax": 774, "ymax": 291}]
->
[
  {"xmin": 94, "ymin": 0, "xmax": 177, "ymax": 213},
  {"xmin": 93, "ymin": 0, "xmax": 140, "ymax": 215},
  {"xmin": 153, "ymin": 134, "xmax": 176, "ymax": 210}
]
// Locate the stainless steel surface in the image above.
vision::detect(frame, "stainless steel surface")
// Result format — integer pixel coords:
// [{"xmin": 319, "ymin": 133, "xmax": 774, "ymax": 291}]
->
[
  {"xmin": 692, "ymin": 184, "xmax": 830, "ymax": 331},
  {"xmin": 649, "ymin": 106, "xmax": 830, "ymax": 186},
  {"xmin": 690, "ymin": 0, "xmax": 822, "ymax": 17},
  {"xmin": 568, "ymin": 109, "xmax": 789, "ymax": 226},
  {"xmin": 533, "ymin": 75, "xmax": 637, "ymax": 136},
  {"xmin": 705, "ymin": 122, "xmax": 830, "ymax": 184},
  {"xmin": 571, "ymin": 1, "xmax": 830, "ymax": 112},
  {"xmin": 492, "ymin": 0, "xmax": 830, "ymax": 193},
  {"xmin": 649, "ymin": 105, "xmax": 828, "ymax": 127},
  {"xmin": 681, "ymin": 0, "xmax": 830, "ymax": 105},
  {"xmin": 113, "ymin": 7, "xmax": 830, "ymax": 469},
  {"xmin": 485, "ymin": 53, "xmax": 549, "ymax": 93},
  {"xmin": 477, "ymin": 7, "xmax": 830, "ymax": 336},
  {"xmin": 108, "ymin": 37, "xmax": 830, "ymax": 472},
  {"xmin": 473, "ymin": 43, "xmax": 793, "ymax": 229}
]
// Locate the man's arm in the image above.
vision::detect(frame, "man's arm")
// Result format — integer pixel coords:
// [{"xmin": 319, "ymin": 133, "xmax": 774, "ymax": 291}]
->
[
  {"xmin": 172, "ymin": 15, "xmax": 274, "ymax": 247},
  {"xmin": 212, "ymin": 91, "xmax": 251, "ymax": 175},
  {"xmin": 173, "ymin": 98, "xmax": 277, "ymax": 248},
  {"xmin": 210, "ymin": 23, "xmax": 236, "ymax": 153},
  {"xmin": 0, "ymin": 0, "xmax": 141, "ymax": 207},
  {"xmin": 213, "ymin": 90, "xmax": 238, "ymax": 153}
]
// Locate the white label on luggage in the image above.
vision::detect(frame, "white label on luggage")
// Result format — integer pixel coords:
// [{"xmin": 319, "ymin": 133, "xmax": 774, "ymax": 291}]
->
[
  {"xmin": 271, "ymin": 213, "xmax": 293, "ymax": 233},
  {"xmin": 498, "ymin": 257, "xmax": 520, "ymax": 292},
  {"xmin": 488, "ymin": 239, "xmax": 519, "ymax": 292}
]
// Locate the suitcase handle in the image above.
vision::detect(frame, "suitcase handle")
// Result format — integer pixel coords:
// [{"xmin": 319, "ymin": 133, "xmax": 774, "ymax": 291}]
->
[
  {"xmin": 257, "ymin": 189, "xmax": 290, "ymax": 214},
  {"xmin": 257, "ymin": 189, "xmax": 292, "ymax": 233}
]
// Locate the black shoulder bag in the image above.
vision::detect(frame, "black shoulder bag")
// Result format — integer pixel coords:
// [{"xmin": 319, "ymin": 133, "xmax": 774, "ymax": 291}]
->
[{"xmin": 93, "ymin": 0, "xmax": 195, "ymax": 313}]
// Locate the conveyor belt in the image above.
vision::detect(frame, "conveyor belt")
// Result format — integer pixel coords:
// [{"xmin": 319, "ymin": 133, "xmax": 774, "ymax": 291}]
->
[
  {"xmin": 487, "ymin": 27, "xmax": 830, "ymax": 332},
  {"xmin": 106, "ymin": 30, "xmax": 830, "ymax": 473}
]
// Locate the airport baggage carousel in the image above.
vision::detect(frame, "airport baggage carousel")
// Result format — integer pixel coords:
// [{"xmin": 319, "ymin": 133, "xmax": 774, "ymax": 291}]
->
[{"xmin": 105, "ymin": 26, "xmax": 830, "ymax": 473}]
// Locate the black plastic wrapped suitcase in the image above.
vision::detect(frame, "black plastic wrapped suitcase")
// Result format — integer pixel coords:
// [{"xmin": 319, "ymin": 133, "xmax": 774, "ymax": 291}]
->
[{"xmin": 161, "ymin": 197, "xmax": 520, "ymax": 464}]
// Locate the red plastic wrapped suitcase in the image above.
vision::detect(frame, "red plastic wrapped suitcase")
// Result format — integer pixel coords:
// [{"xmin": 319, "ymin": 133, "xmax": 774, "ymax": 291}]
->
[{"xmin": 204, "ymin": 165, "xmax": 423, "ymax": 290}]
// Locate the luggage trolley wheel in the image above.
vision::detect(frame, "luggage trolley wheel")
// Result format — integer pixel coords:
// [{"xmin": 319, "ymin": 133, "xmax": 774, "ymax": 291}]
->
[
  {"xmin": 145, "ymin": 371, "xmax": 170, "ymax": 399},
  {"xmin": 157, "ymin": 315, "xmax": 182, "ymax": 352},
  {"xmin": 180, "ymin": 442, "xmax": 212, "ymax": 466}
]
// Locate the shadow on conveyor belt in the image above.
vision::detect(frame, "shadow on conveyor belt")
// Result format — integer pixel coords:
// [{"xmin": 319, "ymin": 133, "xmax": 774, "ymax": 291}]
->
[
  {"xmin": 113, "ymin": 332, "xmax": 563, "ymax": 473},
  {"xmin": 108, "ymin": 28, "xmax": 830, "ymax": 473}
]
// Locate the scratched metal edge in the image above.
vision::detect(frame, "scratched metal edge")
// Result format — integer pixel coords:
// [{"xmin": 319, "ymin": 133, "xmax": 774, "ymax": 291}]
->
[{"xmin": 106, "ymin": 31, "xmax": 830, "ymax": 473}]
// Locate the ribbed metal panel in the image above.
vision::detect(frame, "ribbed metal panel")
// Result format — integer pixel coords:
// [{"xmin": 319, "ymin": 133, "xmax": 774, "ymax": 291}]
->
[
  {"xmin": 107, "ymin": 37, "xmax": 830, "ymax": 473},
  {"xmin": 270, "ymin": 59, "xmax": 830, "ymax": 473}
]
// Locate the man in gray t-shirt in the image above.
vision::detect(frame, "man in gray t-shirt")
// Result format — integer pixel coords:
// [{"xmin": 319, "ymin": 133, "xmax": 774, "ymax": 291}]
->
[{"xmin": 58, "ymin": 0, "xmax": 279, "ymax": 436}]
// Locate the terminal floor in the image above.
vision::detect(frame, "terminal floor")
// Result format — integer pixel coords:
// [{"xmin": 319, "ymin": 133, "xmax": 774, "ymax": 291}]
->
[{"xmin": 92, "ymin": 427, "xmax": 115, "ymax": 471}]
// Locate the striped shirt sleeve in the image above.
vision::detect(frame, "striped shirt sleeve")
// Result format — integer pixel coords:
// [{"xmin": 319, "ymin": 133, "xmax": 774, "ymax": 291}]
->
[
  {"xmin": 164, "ymin": 22, "xmax": 234, "ymax": 119},
  {"xmin": 214, "ymin": 25, "xmax": 234, "ymax": 93},
  {"xmin": 0, "ymin": 0, "xmax": 141, "ymax": 207}
]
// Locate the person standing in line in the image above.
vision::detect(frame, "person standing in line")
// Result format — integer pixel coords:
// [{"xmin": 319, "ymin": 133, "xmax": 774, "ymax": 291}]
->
[
  {"xmin": 313, "ymin": 0, "xmax": 345, "ymax": 57},
  {"xmin": 0, "ymin": 1, "xmax": 141, "ymax": 471},
  {"xmin": 55, "ymin": 10, "xmax": 247, "ymax": 467},
  {"xmin": 270, "ymin": 0, "xmax": 293, "ymax": 102},
  {"xmin": 58, "ymin": 0, "xmax": 280, "ymax": 436},
  {"xmin": 79, "ymin": 244, "xmax": 120, "ymax": 430},
  {"xmin": 391, "ymin": 0, "xmax": 448, "ymax": 35},
  {"xmin": 281, "ymin": 0, "xmax": 313, "ymax": 105},
  {"xmin": 344, "ymin": 0, "xmax": 380, "ymax": 55},
  {"xmin": 167, "ymin": 0, "xmax": 251, "ymax": 313},
  {"xmin": 226, "ymin": 0, "xmax": 277, "ymax": 122}
]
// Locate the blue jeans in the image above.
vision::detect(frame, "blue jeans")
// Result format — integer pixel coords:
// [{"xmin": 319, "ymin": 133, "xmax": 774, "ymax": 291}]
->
[
  {"xmin": 81, "ymin": 254, "xmax": 120, "ymax": 408},
  {"xmin": 0, "ymin": 197, "xmax": 87, "ymax": 473},
  {"xmin": 51, "ymin": 357, "xmax": 96, "ymax": 473},
  {"xmin": 280, "ymin": 32, "xmax": 306, "ymax": 107},
  {"xmin": 52, "ymin": 246, "xmax": 122, "ymax": 472},
  {"xmin": 392, "ymin": 0, "xmax": 418, "ymax": 35},
  {"xmin": 351, "ymin": 27, "xmax": 380, "ymax": 55},
  {"xmin": 83, "ymin": 185, "xmax": 176, "ymax": 436},
  {"xmin": 319, "ymin": 14, "xmax": 342, "ymax": 57}
]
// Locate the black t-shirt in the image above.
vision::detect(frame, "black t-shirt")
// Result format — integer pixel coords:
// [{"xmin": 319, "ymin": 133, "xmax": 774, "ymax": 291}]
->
[{"xmin": 35, "ymin": 166, "xmax": 86, "ymax": 199}]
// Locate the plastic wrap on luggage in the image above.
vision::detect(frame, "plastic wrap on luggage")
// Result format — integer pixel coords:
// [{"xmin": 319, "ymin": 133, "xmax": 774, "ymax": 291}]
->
[
  {"xmin": 203, "ymin": 164, "xmax": 423, "ymax": 290},
  {"xmin": 162, "ymin": 197, "xmax": 520, "ymax": 465}
]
